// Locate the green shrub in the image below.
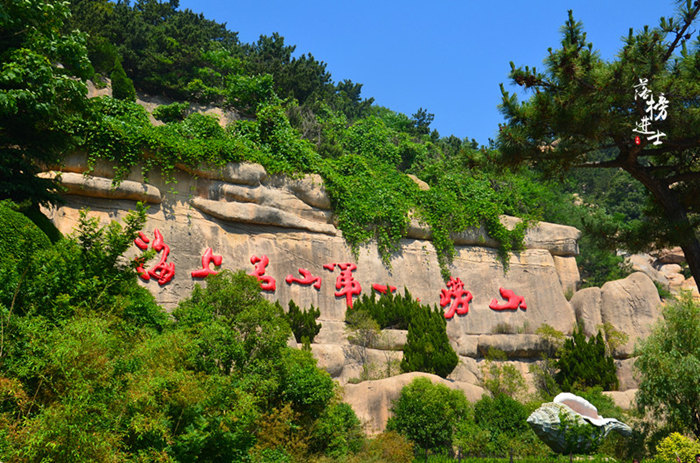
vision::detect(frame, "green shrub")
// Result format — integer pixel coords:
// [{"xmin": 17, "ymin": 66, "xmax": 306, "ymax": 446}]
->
[
  {"xmin": 310, "ymin": 402, "xmax": 363, "ymax": 457},
  {"xmin": 350, "ymin": 290, "xmax": 415, "ymax": 330},
  {"xmin": 655, "ymin": 432, "xmax": 700, "ymax": 463},
  {"xmin": 474, "ymin": 394, "xmax": 529, "ymax": 440},
  {"xmin": 87, "ymin": 36, "xmax": 119, "ymax": 75},
  {"xmin": 400, "ymin": 303, "xmax": 458, "ymax": 378},
  {"xmin": 0, "ymin": 201, "xmax": 50, "ymax": 262},
  {"xmin": 286, "ymin": 300, "xmax": 321, "ymax": 344},
  {"xmin": 555, "ymin": 326, "xmax": 618, "ymax": 392},
  {"xmin": 387, "ymin": 377, "xmax": 471, "ymax": 455},
  {"xmin": 110, "ymin": 59, "xmax": 136, "ymax": 101},
  {"xmin": 152, "ymin": 102, "xmax": 189, "ymax": 123},
  {"xmin": 481, "ymin": 348, "xmax": 527, "ymax": 400}
]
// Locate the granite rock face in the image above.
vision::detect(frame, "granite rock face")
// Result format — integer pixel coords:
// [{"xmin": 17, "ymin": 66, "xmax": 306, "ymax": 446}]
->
[
  {"xmin": 43, "ymin": 158, "xmax": 580, "ymax": 336},
  {"xmin": 39, "ymin": 158, "xmax": 662, "ymax": 430}
]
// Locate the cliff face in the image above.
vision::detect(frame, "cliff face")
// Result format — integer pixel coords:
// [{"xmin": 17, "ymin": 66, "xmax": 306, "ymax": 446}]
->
[
  {"xmin": 43, "ymin": 154, "xmax": 580, "ymax": 333},
  {"xmin": 41, "ymin": 156, "xmax": 662, "ymax": 432}
]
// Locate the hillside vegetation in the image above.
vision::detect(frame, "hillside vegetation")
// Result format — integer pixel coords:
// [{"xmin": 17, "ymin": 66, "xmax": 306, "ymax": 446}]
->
[
  {"xmin": 2, "ymin": 1, "xmax": 700, "ymax": 461},
  {"xmin": 2, "ymin": 0, "xmax": 649, "ymax": 285}
]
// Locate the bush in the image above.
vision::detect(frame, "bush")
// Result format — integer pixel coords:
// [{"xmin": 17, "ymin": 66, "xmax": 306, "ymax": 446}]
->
[
  {"xmin": 310, "ymin": 402, "xmax": 363, "ymax": 457},
  {"xmin": 152, "ymin": 102, "xmax": 189, "ymax": 123},
  {"xmin": 474, "ymin": 394, "xmax": 530, "ymax": 441},
  {"xmin": 351, "ymin": 290, "xmax": 415, "ymax": 330},
  {"xmin": 0, "ymin": 201, "xmax": 51, "ymax": 262},
  {"xmin": 655, "ymin": 432, "xmax": 700, "ymax": 463},
  {"xmin": 636, "ymin": 293, "xmax": 700, "ymax": 438},
  {"xmin": 387, "ymin": 377, "xmax": 471, "ymax": 455},
  {"xmin": 111, "ymin": 59, "xmax": 136, "ymax": 101},
  {"xmin": 481, "ymin": 348, "xmax": 527, "ymax": 400},
  {"xmin": 556, "ymin": 326, "xmax": 618, "ymax": 392},
  {"xmin": 400, "ymin": 303, "xmax": 458, "ymax": 378},
  {"xmin": 286, "ymin": 300, "xmax": 321, "ymax": 344}
]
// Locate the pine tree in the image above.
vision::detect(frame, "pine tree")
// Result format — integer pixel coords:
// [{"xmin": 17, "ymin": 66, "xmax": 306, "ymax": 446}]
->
[
  {"xmin": 401, "ymin": 304, "xmax": 458, "ymax": 378},
  {"xmin": 111, "ymin": 58, "xmax": 136, "ymax": 101},
  {"xmin": 286, "ymin": 300, "xmax": 321, "ymax": 344},
  {"xmin": 498, "ymin": 5, "xmax": 700, "ymax": 292},
  {"xmin": 555, "ymin": 326, "xmax": 618, "ymax": 391}
]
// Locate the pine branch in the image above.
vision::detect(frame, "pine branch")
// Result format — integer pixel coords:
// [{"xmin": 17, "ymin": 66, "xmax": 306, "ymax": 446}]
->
[
  {"xmin": 573, "ymin": 159, "xmax": 623, "ymax": 169},
  {"xmin": 666, "ymin": 171, "xmax": 700, "ymax": 184},
  {"xmin": 662, "ymin": 2, "xmax": 700, "ymax": 63}
]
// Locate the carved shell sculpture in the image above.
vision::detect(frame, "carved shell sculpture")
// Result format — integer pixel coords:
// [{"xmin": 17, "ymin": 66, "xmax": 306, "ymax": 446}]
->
[{"xmin": 527, "ymin": 393, "xmax": 633, "ymax": 454}]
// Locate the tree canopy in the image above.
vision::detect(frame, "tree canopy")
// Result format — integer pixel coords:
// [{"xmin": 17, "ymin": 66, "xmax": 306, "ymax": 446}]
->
[
  {"xmin": 635, "ymin": 292, "xmax": 700, "ymax": 438},
  {"xmin": 497, "ymin": 2, "xmax": 700, "ymax": 289},
  {"xmin": 0, "ymin": 0, "xmax": 92, "ymax": 206}
]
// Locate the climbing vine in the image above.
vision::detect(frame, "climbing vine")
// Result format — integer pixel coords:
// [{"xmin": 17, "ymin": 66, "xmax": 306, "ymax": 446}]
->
[{"xmin": 73, "ymin": 92, "xmax": 538, "ymax": 278}]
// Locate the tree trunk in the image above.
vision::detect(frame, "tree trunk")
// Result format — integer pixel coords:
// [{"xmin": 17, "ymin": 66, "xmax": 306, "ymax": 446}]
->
[{"xmin": 627, "ymin": 164, "xmax": 700, "ymax": 292}]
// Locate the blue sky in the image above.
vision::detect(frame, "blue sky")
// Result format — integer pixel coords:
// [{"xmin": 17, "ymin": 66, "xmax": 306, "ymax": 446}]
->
[{"xmin": 178, "ymin": 1, "xmax": 679, "ymax": 145}]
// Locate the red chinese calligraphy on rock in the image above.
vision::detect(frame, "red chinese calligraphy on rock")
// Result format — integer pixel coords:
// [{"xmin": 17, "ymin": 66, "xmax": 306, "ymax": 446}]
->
[
  {"xmin": 134, "ymin": 229, "xmax": 175, "ymax": 285},
  {"xmin": 489, "ymin": 287, "xmax": 527, "ymax": 311},
  {"xmin": 191, "ymin": 247, "xmax": 223, "ymax": 278},
  {"xmin": 249, "ymin": 255, "xmax": 276, "ymax": 291},
  {"xmin": 372, "ymin": 284, "xmax": 397, "ymax": 295},
  {"xmin": 285, "ymin": 268, "xmax": 322, "ymax": 290},
  {"xmin": 325, "ymin": 263, "xmax": 362, "ymax": 308},
  {"xmin": 440, "ymin": 277, "xmax": 472, "ymax": 319}
]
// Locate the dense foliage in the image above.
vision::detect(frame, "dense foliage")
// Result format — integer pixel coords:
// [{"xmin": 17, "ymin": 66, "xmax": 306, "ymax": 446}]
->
[
  {"xmin": 387, "ymin": 377, "xmax": 472, "ymax": 455},
  {"xmin": 400, "ymin": 303, "xmax": 458, "ymax": 378},
  {"xmin": 0, "ymin": 0, "xmax": 92, "ymax": 207},
  {"xmin": 555, "ymin": 326, "xmax": 619, "ymax": 392},
  {"xmin": 286, "ymin": 299, "xmax": 322, "ymax": 345},
  {"xmin": 498, "ymin": 3, "xmax": 700, "ymax": 288},
  {"xmin": 0, "ymin": 207, "xmax": 364, "ymax": 461},
  {"xmin": 636, "ymin": 292, "xmax": 700, "ymax": 438},
  {"xmin": 348, "ymin": 291, "xmax": 458, "ymax": 378}
]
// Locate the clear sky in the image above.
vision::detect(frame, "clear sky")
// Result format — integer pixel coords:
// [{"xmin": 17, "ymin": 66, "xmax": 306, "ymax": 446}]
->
[{"xmin": 178, "ymin": 0, "xmax": 679, "ymax": 145}]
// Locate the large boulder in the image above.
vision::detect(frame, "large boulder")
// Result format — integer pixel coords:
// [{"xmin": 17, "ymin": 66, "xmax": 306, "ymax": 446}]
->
[
  {"xmin": 570, "ymin": 287, "xmax": 603, "ymax": 338},
  {"xmin": 600, "ymin": 272, "xmax": 662, "ymax": 358},
  {"xmin": 626, "ymin": 253, "xmax": 669, "ymax": 289}
]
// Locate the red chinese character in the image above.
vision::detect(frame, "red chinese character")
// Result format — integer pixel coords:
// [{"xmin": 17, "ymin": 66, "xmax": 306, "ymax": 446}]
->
[
  {"xmin": 440, "ymin": 277, "xmax": 472, "ymax": 319},
  {"xmin": 489, "ymin": 287, "xmax": 527, "ymax": 311},
  {"xmin": 372, "ymin": 284, "xmax": 397, "ymax": 295},
  {"xmin": 325, "ymin": 263, "xmax": 362, "ymax": 308},
  {"xmin": 250, "ymin": 255, "xmax": 276, "ymax": 291},
  {"xmin": 191, "ymin": 247, "xmax": 223, "ymax": 278},
  {"xmin": 134, "ymin": 229, "xmax": 175, "ymax": 285},
  {"xmin": 285, "ymin": 268, "xmax": 322, "ymax": 290}
]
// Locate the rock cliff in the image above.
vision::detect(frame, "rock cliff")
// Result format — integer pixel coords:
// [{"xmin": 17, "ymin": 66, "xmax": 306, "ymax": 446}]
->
[{"xmin": 40, "ymin": 157, "xmax": 663, "ymax": 431}]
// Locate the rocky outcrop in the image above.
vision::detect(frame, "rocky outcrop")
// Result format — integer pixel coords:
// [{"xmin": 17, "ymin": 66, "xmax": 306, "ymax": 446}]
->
[
  {"xmin": 600, "ymin": 272, "xmax": 662, "ymax": 358},
  {"xmin": 569, "ymin": 272, "xmax": 661, "ymax": 358},
  {"xmin": 39, "ymin": 157, "xmax": 662, "ymax": 429},
  {"xmin": 570, "ymin": 287, "xmax": 604, "ymax": 338},
  {"xmin": 40, "ymin": 171, "xmax": 162, "ymax": 204},
  {"xmin": 626, "ymin": 253, "xmax": 669, "ymax": 289}
]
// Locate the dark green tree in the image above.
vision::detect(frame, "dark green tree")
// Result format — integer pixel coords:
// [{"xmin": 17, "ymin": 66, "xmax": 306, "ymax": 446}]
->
[
  {"xmin": 0, "ymin": 0, "xmax": 92, "ymax": 206},
  {"xmin": 110, "ymin": 58, "xmax": 136, "ymax": 101},
  {"xmin": 286, "ymin": 299, "xmax": 321, "ymax": 344},
  {"xmin": 498, "ymin": 3, "xmax": 700, "ymax": 290},
  {"xmin": 555, "ymin": 326, "xmax": 618, "ymax": 391},
  {"xmin": 400, "ymin": 303, "xmax": 458, "ymax": 378}
]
